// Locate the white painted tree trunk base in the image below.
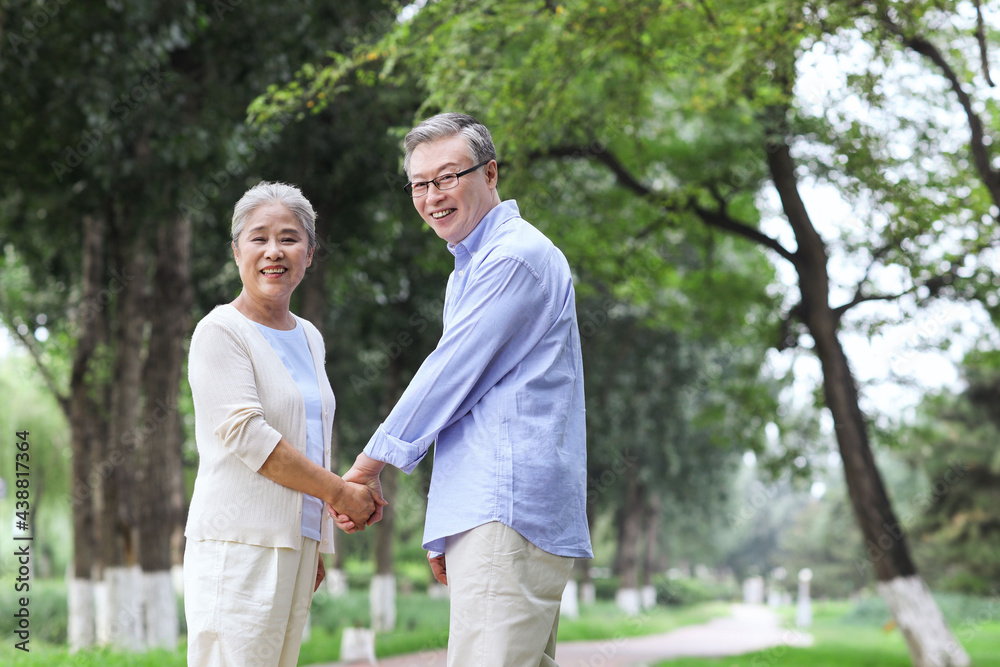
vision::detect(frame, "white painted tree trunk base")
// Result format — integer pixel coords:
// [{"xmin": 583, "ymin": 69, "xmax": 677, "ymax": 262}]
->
[
  {"xmin": 560, "ymin": 579, "xmax": 580, "ymax": 619},
  {"xmin": 324, "ymin": 568, "xmax": 348, "ymax": 597},
  {"xmin": 143, "ymin": 570, "xmax": 178, "ymax": 649},
  {"xmin": 641, "ymin": 585, "xmax": 657, "ymax": 609},
  {"xmin": 171, "ymin": 563, "xmax": 184, "ymax": 596},
  {"xmin": 743, "ymin": 575, "xmax": 765, "ymax": 605},
  {"xmin": 428, "ymin": 582, "xmax": 449, "ymax": 599},
  {"xmin": 102, "ymin": 565, "xmax": 145, "ymax": 650},
  {"xmin": 68, "ymin": 577, "xmax": 95, "ymax": 652},
  {"xmin": 615, "ymin": 587, "xmax": 641, "ymax": 616},
  {"xmin": 340, "ymin": 627, "xmax": 376, "ymax": 664},
  {"xmin": 580, "ymin": 581, "xmax": 596, "ymax": 605},
  {"xmin": 93, "ymin": 579, "xmax": 110, "ymax": 646},
  {"xmin": 878, "ymin": 575, "xmax": 970, "ymax": 667},
  {"xmin": 370, "ymin": 574, "xmax": 396, "ymax": 632}
]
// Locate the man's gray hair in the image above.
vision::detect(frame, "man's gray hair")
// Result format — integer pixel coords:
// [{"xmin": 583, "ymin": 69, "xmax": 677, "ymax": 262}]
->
[
  {"xmin": 231, "ymin": 181, "xmax": 317, "ymax": 249},
  {"xmin": 403, "ymin": 112, "xmax": 497, "ymax": 178}
]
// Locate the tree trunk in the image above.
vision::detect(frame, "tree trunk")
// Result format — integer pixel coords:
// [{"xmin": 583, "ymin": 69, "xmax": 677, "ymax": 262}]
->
[
  {"xmin": 614, "ymin": 472, "xmax": 643, "ymax": 616},
  {"xmin": 372, "ymin": 352, "xmax": 402, "ymax": 632},
  {"xmin": 99, "ymin": 220, "xmax": 147, "ymax": 650},
  {"xmin": 641, "ymin": 493, "xmax": 661, "ymax": 609},
  {"xmin": 135, "ymin": 217, "xmax": 192, "ymax": 649},
  {"xmin": 68, "ymin": 214, "xmax": 107, "ymax": 651},
  {"xmin": 766, "ymin": 137, "xmax": 970, "ymax": 667}
]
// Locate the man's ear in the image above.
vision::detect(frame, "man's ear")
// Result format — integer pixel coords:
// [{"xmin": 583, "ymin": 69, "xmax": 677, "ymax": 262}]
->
[{"xmin": 486, "ymin": 160, "xmax": 499, "ymax": 189}]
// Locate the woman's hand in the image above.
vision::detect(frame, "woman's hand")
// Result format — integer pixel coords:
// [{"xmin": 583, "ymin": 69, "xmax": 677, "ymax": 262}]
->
[
  {"xmin": 331, "ymin": 453, "xmax": 388, "ymax": 533},
  {"xmin": 315, "ymin": 555, "xmax": 326, "ymax": 592}
]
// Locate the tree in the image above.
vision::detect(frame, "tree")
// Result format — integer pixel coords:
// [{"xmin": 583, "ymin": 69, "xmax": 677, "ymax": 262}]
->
[
  {"xmin": 1, "ymin": 0, "xmax": 421, "ymax": 650},
  {"xmin": 254, "ymin": 1, "xmax": 1000, "ymax": 663}
]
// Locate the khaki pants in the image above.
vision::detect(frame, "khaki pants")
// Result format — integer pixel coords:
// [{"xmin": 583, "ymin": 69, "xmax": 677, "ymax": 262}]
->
[
  {"xmin": 445, "ymin": 522, "xmax": 575, "ymax": 666},
  {"xmin": 184, "ymin": 536, "xmax": 320, "ymax": 667}
]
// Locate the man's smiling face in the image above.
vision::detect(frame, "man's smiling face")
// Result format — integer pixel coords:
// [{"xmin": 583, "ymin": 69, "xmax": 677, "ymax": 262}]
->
[{"xmin": 408, "ymin": 134, "xmax": 498, "ymax": 245}]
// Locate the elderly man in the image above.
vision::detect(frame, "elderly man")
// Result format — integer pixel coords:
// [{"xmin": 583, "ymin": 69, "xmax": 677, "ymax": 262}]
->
[{"xmin": 340, "ymin": 113, "xmax": 592, "ymax": 665}]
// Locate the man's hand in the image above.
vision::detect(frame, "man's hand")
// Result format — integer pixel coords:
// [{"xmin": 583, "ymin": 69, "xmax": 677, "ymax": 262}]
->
[
  {"xmin": 331, "ymin": 453, "xmax": 388, "ymax": 533},
  {"xmin": 428, "ymin": 552, "xmax": 447, "ymax": 586},
  {"xmin": 315, "ymin": 555, "xmax": 326, "ymax": 592}
]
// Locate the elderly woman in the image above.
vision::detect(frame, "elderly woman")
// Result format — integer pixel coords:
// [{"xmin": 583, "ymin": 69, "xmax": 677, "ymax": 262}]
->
[{"xmin": 183, "ymin": 181, "xmax": 383, "ymax": 666}]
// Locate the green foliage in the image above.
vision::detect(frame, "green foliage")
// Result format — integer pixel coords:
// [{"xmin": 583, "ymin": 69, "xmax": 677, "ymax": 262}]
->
[
  {"xmin": 0, "ymin": 578, "xmax": 69, "ymax": 645},
  {"xmin": 654, "ymin": 576, "xmax": 740, "ymax": 607},
  {"xmin": 0, "ymin": 356, "xmax": 72, "ymax": 577},
  {"xmin": 891, "ymin": 351, "xmax": 1000, "ymax": 593}
]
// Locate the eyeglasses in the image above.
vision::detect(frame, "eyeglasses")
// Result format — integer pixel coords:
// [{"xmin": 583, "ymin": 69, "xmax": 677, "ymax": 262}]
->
[{"xmin": 404, "ymin": 160, "xmax": 491, "ymax": 197}]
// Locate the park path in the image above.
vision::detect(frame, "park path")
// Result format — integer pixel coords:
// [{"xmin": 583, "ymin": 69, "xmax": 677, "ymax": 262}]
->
[{"xmin": 306, "ymin": 603, "xmax": 813, "ymax": 667}]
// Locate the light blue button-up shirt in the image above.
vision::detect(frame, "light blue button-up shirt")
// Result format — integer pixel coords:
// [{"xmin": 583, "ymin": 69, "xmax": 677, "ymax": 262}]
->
[{"xmin": 364, "ymin": 200, "xmax": 593, "ymax": 558}]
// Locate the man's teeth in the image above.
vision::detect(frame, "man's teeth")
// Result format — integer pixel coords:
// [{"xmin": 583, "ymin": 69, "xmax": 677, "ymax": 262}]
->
[
  {"xmin": 262, "ymin": 268, "xmax": 286, "ymax": 274},
  {"xmin": 432, "ymin": 210, "xmax": 453, "ymax": 219}
]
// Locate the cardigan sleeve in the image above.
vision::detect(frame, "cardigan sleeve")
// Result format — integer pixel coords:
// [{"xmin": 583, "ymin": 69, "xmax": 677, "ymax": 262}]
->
[{"xmin": 188, "ymin": 319, "xmax": 283, "ymax": 472}]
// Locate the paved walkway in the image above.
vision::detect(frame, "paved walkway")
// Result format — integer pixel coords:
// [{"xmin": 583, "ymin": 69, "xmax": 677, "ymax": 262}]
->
[{"xmin": 307, "ymin": 604, "xmax": 813, "ymax": 667}]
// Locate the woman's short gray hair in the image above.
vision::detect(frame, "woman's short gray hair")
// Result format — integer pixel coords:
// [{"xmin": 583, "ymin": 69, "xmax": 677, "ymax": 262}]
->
[
  {"xmin": 231, "ymin": 181, "xmax": 317, "ymax": 249},
  {"xmin": 403, "ymin": 113, "xmax": 497, "ymax": 178}
]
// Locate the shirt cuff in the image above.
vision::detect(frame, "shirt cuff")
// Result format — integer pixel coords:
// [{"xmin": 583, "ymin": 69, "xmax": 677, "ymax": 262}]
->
[{"xmin": 363, "ymin": 424, "xmax": 428, "ymax": 475}]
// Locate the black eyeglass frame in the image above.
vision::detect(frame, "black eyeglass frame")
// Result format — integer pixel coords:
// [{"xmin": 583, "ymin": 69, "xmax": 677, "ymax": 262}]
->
[{"xmin": 403, "ymin": 159, "xmax": 492, "ymax": 197}]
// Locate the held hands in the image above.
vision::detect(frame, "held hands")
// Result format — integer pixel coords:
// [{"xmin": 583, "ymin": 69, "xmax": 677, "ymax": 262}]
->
[
  {"xmin": 329, "ymin": 453, "xmax": 388, "ymax": 533},
  {"xmin": 327, "ymin": 478, "xmax": 386, "ymax": 532}
]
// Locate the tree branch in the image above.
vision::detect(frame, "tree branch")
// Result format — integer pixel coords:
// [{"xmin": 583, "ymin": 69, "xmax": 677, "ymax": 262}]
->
[
  {"xmin": 833, "ymin": 288, "xmax": 915, "ymax": 319},
  {"xmin": 834, "ymin": 242, "xmax": 898, "ymax": 318},
  {"xmin": 832, "ymin": 252, "xmax": 985, "ymax": 319},
  {"xmin": 697, "ymin": 0, "xmax": 717, "ymax": 27},
  {"xmin": 973, "ymin": 0, "xmax": 995, "ymax": 87},
  {"xmin": 0, "ymin": 316, "xmax": 70, "ymax": 414},
  {"xmin": 690, "ymin": 201, "xmax": 798, "ymax": 264},
  {"xmin": 879, "ymin": 11, "xmax": 1000, "ymax": 209},
  {"xmin": 530, "ymin": 145, "xmax": 798, "ymax": 264}
]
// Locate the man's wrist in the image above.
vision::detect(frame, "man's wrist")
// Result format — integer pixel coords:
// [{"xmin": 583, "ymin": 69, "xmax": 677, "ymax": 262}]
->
[{"xmin": 356, "ymin": 452, "xmax": 387, "ymax": 476}]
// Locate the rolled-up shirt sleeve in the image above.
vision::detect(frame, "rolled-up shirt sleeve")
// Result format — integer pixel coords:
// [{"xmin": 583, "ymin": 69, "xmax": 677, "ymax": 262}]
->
[
  {"xmin": 188, "ymin": 321, "xmax": 283, "ymax": 472},
  {"xmin": 364, "ymin": 254, "xmax": 551, "ymax": 473}
]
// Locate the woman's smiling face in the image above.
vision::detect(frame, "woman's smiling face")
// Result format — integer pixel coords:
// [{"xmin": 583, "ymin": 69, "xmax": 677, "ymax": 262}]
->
[{"xmin": 232, "ymin": 202, "xmax": 314, "ymax": 305}]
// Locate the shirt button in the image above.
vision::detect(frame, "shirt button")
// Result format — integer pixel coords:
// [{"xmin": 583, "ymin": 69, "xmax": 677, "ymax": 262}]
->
[{"xmin": 458, "ymin": 270, "xmax": 465, "ymax": 277}]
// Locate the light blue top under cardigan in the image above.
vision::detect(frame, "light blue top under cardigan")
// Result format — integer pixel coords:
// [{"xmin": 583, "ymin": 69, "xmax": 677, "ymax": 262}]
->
[{"xmin": 253, "ymin": 321, "xmax": 325, "ymax": 541}]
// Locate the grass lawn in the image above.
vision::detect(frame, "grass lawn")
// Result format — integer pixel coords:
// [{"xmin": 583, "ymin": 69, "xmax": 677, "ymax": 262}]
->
[
  {"xmin": 656, "ymin": 598, "xmax": 1000, "ymax": 667},
  {"xmin": 0, "ymin": 591, "xmax": 728, "ymax": 666}
]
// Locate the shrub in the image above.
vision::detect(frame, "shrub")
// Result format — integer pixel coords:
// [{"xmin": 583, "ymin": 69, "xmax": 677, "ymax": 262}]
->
[{"xmin": 653, "ymin": 575, "xmax": 739, "ymax": 606}]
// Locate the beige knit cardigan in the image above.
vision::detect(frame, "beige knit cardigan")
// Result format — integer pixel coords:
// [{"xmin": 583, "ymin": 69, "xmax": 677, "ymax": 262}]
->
[{"xmin": 185, "ymin": 304, "xmax": 336, "ymax": 553}]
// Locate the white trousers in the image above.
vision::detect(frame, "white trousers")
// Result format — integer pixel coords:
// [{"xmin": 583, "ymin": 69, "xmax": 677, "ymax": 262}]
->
[
  {"xmin": 445, "ymin": 522, "xmax": 575, "ymax": 667},
  {"xmin": 184, "ymin": 536, "xmax": 319, "ymax": 667}
]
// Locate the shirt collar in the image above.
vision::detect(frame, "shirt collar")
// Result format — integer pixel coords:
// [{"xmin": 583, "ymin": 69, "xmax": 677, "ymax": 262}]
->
[{"xmin": 447, "ymin": 200, "xmax": 521, "ymax": 257}]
